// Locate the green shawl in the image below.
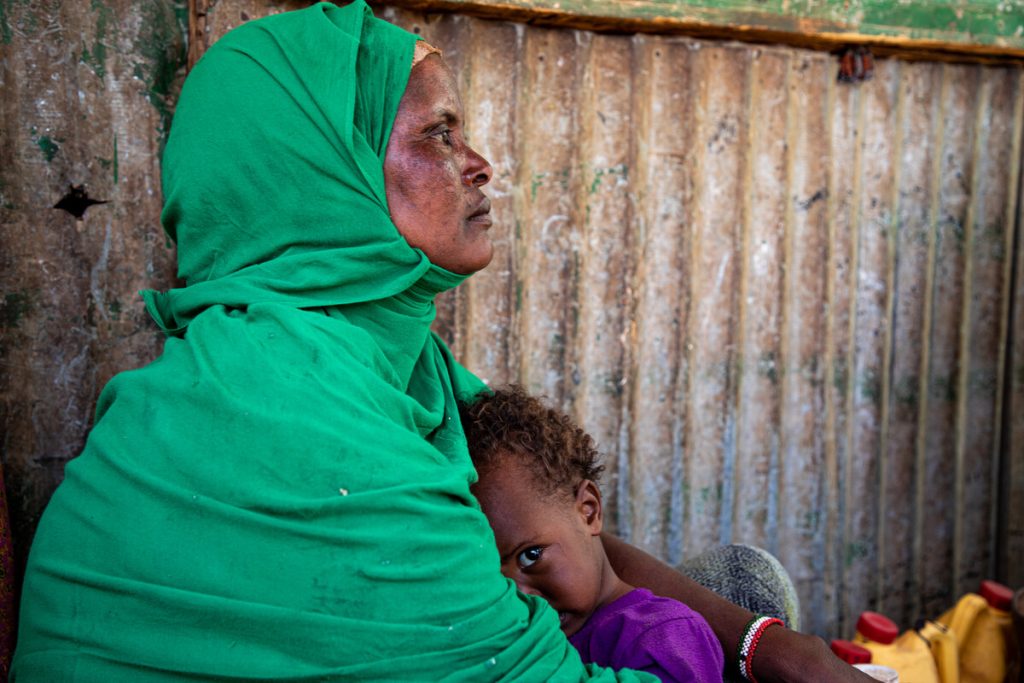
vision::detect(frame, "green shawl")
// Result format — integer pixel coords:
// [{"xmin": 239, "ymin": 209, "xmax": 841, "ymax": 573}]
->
[{"xmin": 12, "ymin": 3, "xmax": 651, "ymax": 681}]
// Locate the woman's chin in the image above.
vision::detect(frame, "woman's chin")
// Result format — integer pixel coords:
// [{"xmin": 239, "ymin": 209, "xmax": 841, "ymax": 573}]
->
[{"xmin": 445, "ymin": 239, "xmax": 494, "ymax": 275}]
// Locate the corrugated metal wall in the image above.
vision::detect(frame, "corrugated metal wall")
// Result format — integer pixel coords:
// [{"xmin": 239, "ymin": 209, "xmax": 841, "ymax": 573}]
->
[
  {"xmin": 368, "ymin": 7, "xmax": 1024, "ymax": 637},
  {"xmin": 2, "ymin": 0, "xmax": 1021, "ymax": 641}
]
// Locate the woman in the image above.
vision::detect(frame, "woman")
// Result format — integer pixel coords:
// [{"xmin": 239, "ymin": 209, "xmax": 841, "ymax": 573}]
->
[{"xmin": 13, "ymin": 2, "xmax": 867, "ymax": 681}]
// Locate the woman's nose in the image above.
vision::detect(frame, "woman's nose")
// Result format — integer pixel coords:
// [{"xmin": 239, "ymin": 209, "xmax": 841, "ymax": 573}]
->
[{"xmin": 462, "ymin": 145, "xmax": 492, "ymax": 188}]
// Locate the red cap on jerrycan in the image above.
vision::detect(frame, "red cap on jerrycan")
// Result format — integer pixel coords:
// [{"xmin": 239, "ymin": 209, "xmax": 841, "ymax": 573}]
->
[
  {"xmin": 979, "ymin": 580, "xmax": 1013, "ymax": 611},
  {"xmin": 830, "ymin": 639, "xmax": 871, "ymax": 664},
  {"xmin": 856, "ymin": 612, "xmax": 899, "ymax": 645}
]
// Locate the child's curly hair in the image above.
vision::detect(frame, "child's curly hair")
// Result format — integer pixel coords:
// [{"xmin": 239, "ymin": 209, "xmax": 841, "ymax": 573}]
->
[{"xmin": 458, "ymin": 385, "xmax": 604, "ymax": 499}]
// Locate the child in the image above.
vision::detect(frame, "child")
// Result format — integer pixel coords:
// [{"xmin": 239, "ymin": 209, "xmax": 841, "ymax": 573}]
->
[{"xmin": 459, "ymin": 386, "xmax": 725, "ymax": 683}]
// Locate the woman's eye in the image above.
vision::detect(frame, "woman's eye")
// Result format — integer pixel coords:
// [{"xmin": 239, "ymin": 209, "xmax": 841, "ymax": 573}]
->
[
  {"xmin": 517, "ymin": 547, "xmax": 543, "ymax": 568},
  {"xmin": 434, "ymin": 129, "xmax": 453, "ymax": 146}
]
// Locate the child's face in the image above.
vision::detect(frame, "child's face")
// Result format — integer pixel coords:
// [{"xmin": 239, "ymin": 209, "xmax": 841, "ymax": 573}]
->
[{"xmin": 471, "ymin": 456, "xmax": 611, "ymax": 637}]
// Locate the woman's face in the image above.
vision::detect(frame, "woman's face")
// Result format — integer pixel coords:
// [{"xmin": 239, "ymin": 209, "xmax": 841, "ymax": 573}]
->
[{"xmin": 384, "ymin": 55, "xmax": 494, "ymax": 275}]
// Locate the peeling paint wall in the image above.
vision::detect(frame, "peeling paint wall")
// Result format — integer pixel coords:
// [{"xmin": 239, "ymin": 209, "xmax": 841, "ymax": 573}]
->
[
  {"xmin": 1, "ymin": 0, "xmax": 1021, "ymax": 642},
  {"xmin": 0, "ymin": 0, "xmax": 186, "ymax": 575}
]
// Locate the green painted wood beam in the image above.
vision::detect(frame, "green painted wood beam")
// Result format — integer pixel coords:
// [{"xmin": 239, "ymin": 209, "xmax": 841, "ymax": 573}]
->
[{"xmin": 375, "ymin": 0, "xmax": 1024, "ymax": 60}]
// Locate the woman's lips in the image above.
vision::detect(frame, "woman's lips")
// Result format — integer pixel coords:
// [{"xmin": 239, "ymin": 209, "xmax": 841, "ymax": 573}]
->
[{"xmin": 467, "ymin": 197, "xmax": 492, "ymax": 227}]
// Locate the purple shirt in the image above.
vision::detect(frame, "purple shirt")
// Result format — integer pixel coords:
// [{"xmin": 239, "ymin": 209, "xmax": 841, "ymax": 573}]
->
[{"xmin": 569, "ymin": 588, "xmax": 724, "ymax": 683}]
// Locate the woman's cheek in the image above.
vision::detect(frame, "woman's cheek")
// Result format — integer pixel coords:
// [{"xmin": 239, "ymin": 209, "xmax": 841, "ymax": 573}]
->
[{"xmin": 442, "ymin": 158, "xmax": 460, "ymax": 194}]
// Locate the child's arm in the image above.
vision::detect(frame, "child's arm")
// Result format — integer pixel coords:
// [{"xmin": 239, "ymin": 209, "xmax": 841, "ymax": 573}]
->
[{"xmin": 601, "ymin": 534, "xmax": 873, "ymax": 683}]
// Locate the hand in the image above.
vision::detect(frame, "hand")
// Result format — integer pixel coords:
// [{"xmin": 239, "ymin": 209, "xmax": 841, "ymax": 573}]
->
[{"xmin": 752, "ymin": 627, "xmax": 876, "ymax": 683}]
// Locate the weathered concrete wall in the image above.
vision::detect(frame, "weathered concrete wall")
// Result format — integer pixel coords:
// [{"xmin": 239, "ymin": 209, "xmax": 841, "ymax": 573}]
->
[
  {"xmin": 1, "ymin": 0, "xmax": 1021, "ymax": 642},
  {"xmin": 0, "ymin": 0, "xmax": 186, "ymax": 576}
]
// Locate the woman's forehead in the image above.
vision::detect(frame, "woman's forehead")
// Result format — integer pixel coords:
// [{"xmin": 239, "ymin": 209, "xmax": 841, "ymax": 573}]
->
[{"xmin": 403, "ymin": 56, "xmax": 463, "ymax": 119}]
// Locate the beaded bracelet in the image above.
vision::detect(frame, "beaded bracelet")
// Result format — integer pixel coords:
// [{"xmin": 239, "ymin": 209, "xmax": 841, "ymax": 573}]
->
[{"xmin": 737, "ymin": 615, "xmax": 784, "ymax": 682}]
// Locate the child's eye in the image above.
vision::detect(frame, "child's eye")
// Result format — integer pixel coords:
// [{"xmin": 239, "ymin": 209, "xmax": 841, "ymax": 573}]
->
[{"xmin": 517, "ymin": 546, "xmax": 543, "ymax": 568}]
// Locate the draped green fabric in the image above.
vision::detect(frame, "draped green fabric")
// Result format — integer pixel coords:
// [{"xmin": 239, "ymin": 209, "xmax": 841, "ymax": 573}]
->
[{"xmin": 12, "ymin": 3, "xmax": 653, "ymax": 681}]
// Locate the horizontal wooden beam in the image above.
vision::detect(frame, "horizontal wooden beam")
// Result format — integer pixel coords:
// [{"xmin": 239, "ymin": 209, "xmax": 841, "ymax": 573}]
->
[{"xmin": 372, "ymin": 0, "xmax": 1024, "ymax": 62}]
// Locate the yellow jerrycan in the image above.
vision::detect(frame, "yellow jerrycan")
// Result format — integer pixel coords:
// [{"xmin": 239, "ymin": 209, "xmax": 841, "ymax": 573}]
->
[
  {"xmin": 853, "ymin": 611, "xmax": 940, "ymax": 683},
  {"xmin": 936, "ymin": 580, "xmax": 1016, "ymax": 683},
  {"xmin": 916, "ymin": 619, "xmax": 959, "ymax": 683}
]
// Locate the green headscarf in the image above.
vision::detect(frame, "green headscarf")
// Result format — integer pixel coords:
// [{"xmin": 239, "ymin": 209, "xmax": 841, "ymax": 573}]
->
[{"xmin": 12, "ymin": 3, "xmax": 652, "ymax": 680}]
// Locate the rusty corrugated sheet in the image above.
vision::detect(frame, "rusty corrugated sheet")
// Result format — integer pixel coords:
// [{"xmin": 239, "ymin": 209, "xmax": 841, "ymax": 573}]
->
[
  {"xmin": 2, "ymin": 0, "xmax": 1020, "ymax": 642},
  {"xmin": 370, "ymin": 7, "xmax": 1024, "ymax": 636},
  {"xmin": 1008, "ymin": 137, "xmax": 1024, "ymax": 595}
]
